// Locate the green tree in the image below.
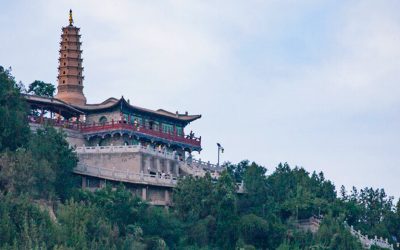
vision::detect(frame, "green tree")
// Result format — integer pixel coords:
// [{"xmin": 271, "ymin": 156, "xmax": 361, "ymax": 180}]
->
[
  {"xmin": 0, "ymin": 126, "xmax": 78, "ymax": 200},
  {"xmin": 239, "ymin": 162, "xmax": 269, "ymax": 215},
  {"xmin": 173, "ymin": 173, "xmax": 214, "ymax": 222},
  {"xmin": 28, "ymin": 80, "xmax": 55, "ymax": 97},
  {"xmin": 0, "ymin": 66, "xmax": 30, "ymax": 151},
  {"xmin": 267, "ymin": 163, "xmax": 335, "ymax": 220},
  {"xmin": 28, "ymin": 126, "xmax": 78, "ymax": 200},
  {"xmin": 213, "ymin": 171, "xmax": 238, "ymax": 249},
  {"xmin": 239, "ymin": 214, "xmax": 269, "ymax": 249},
  {"xmin": 77, "ymin": 185, "xmax": 147, "ymax": 234},
  {"xmin": 226, "ymin": 160, "xmax": 250, "ymax": 183},
  {"xmin": 0, "ymin": 149, "xmax": 43, "ymax": 197},
  {"xmin": 185, "ymin": 215, "xmax": 216, "ymax": 247},
  {"xmin": 0, "ymin": 193, "xmax": 57, "ymax": 249},
  {"xmin": 140, "ymin": 206, "xmax": 182, "ymax": 249},
  {"xmin": 315, "ymin": 214, "xmax": 363, "ymax": 250}
]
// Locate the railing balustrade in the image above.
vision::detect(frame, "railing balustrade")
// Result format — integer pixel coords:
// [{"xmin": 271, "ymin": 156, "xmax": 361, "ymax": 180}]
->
[
  {"xmin": 28, "ymin": 116, "xmax": 80, "ymax": 130},
  {"xmin": 76, "ymin": 145, "xmax": 177, "ymax": 160},
  {"xmin": 345, "ymin": 222, "xmax": 395, "ymax": 250},
  {"xmin": 28, "ymin": 116, "xmax": 201, "ymax": 147},
  {"xmin": 190, "ymin": 158, "xmax": 222, "ymax": 170},
  {"xmin": 74, "ymin": 163, "xmax": 245, "ymax": 193},
  {"xmin": 75, "ymin": 164, "xmax": 178, "ymax": 186},
  {"xmin": 75, "ymin": 145, "xmax": 222, "ymax": 175},
  {"xmin": 80, "ymin": 120, "xmax": 201, "ymax": 147}
]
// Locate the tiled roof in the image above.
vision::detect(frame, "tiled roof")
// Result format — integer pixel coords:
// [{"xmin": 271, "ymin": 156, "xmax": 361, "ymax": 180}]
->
[
  {"xmin": 23, "ymin": 94, "xmax": 84, "ymax": 115},
  {"xmin": 23, "ymin": 95, "xmax": 201, "ymax": 123},
  {"xmin": 74, "ymin": 97, "xmax": 201, "ymax": 123}
]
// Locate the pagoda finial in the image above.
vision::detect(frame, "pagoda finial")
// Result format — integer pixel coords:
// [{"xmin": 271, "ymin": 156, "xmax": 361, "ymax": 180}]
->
[{"xmin": 69, "ymin": 9, "xmax": 73, "ymax": 25}]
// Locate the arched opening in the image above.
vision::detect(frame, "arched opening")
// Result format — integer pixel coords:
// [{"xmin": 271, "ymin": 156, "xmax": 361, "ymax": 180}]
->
[
  {"xmin": 99, "ymin": 134, "xmax": 111, "ymax": 146},
  {"xmin": 99, "ymin": 138, "xmax": 106, "ymax": 146},
  {"xmin": 99, "ymin": 116, "xmax": 107, "ymax": 125}
]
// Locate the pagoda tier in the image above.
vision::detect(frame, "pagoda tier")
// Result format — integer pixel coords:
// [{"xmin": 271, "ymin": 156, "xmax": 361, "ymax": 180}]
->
[{"xmin": 55, "ymin": 10, "xmax": 87, "ymax": 106}]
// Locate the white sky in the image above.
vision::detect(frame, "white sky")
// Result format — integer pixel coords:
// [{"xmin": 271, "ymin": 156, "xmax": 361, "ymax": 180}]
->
[{"xmin": 1, "ymin": 0, "xmax": 399, "ymax": 198}]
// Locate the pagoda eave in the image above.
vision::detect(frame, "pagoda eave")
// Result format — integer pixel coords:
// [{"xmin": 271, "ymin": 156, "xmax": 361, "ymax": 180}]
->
[
  {"xmin": 57, "ymin": 75, "xmax": 84, "ymax": 79},
  {"xmin": 58, "ymin": 66, "xmax": 84, "ymax": 70},
  {"xmin": 59, "ymin": 49, "xmax": 83, "ymax": 53},
  {"xmin": 58, "ymin": 58, "xmax": 83, "ymax": 62}
]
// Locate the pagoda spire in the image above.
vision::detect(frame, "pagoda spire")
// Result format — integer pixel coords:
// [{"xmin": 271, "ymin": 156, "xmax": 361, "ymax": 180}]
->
[
  {"xmin": 55, "ymin": 10, "xmax": 87, "ymax": 106},
  {"xmin": 69, "ymin": 9, "xmax": 73, "ymax": 26}
]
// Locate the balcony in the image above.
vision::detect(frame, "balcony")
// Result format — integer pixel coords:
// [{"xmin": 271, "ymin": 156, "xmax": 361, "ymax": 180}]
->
[
  {"xmin": 28, "ymin": 116, "xmax": 201, "ymax": 149},
  {"xmin": 74, "ymin": 163, "xmax": 178, "ymax": 188},
  {"xmin": 80, "ymin": 121, "xmax": 201, "ymax": 148},
  {"xmin": 28, "ymin": 116, "xmax": 81, "ymax": 130}
]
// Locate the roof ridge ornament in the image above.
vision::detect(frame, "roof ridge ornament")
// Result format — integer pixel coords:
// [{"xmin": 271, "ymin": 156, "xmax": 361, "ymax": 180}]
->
[{"xmin": 69, "ymin": 9, "xmax": 73, "ymax": 26}]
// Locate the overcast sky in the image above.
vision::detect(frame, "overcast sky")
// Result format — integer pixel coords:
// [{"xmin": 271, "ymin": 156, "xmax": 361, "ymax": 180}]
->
[{"xmin": 1, "ymin": 0, "xmax": 399, "ymax": 198}]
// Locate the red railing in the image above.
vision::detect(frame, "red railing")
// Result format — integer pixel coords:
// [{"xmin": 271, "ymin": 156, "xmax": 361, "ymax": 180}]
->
[
  {"xmin": 28, "ymin": 116, "xmax": 81, "ymax": 130},
  {"xmin": 81, "ymin": 121, "xmax": 201, "ymax": 147},
  {"xmin": 28, "ymin": 116, "xmax": 201, "ymax": 147}
]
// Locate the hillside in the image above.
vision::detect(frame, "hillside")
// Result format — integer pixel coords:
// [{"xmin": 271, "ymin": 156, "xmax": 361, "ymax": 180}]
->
[{"xmin": 0, "ymin": 65, "xmax": 399, "ymax": 249}]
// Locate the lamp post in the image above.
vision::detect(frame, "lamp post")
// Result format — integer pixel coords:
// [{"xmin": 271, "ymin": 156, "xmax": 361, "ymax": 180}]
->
[{"xmin": 217, "ymin": 143, "xmax": 224, "ymax": 166}]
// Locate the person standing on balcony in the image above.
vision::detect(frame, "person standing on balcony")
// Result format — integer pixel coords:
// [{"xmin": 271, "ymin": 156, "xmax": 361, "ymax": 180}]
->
[{"xmin": 133, "ymin": 118, "xmax": 139, "ymax": 131}]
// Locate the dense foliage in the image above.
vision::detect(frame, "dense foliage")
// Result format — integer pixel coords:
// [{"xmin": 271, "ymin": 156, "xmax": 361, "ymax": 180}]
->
[
  {"xmin": 28, "ymin": 80, "xmax": 56, "ymax": 98},
  {"xmin": 0, "ymin": 66, "xmax": 399, "ymax": 249},
  {"xmin": 0, "ymin": 66, "xmax": 30, "ymax": 151}
]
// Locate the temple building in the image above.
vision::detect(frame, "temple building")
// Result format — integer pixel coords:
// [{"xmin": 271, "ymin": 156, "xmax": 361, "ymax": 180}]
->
[{"xmin": 25, "ymin": 10, "xmax": 238, "ymax": 206}]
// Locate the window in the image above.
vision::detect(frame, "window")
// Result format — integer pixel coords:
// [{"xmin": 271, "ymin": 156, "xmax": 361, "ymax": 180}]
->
[
  {"xmin": 63, "ymin": 71, "xmax": 66, "ymax": 74},
  {"xmin": 99, "ymin": 116, "xmax": 107, "ymax": 125},
  {"xmin": 153, "ymin": 121, "xmax": 160, "ymax": 131},
  {"xmin": 176, "ymin": 126, "xmax": 183, "ymax": 136},
  {"xmin": 162, "ymin": 123, "xmax": 174, "ymax": 134},
  {"xmin": 64, "ymin": 54, "xmax": 66, "ymax": 57},
  {"xmin": 62, "ymin": 80, "xmax": 65, "ymax": 83},
  {"xmin": 64, "ymin": 62, "xmax": 66, "ymax": 66}
]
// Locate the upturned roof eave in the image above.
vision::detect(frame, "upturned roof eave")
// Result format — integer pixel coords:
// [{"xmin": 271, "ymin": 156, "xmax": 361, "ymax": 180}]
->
[{"xmin": 74, "ymin": 97, "xmax": 201, "ymax": 123}]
